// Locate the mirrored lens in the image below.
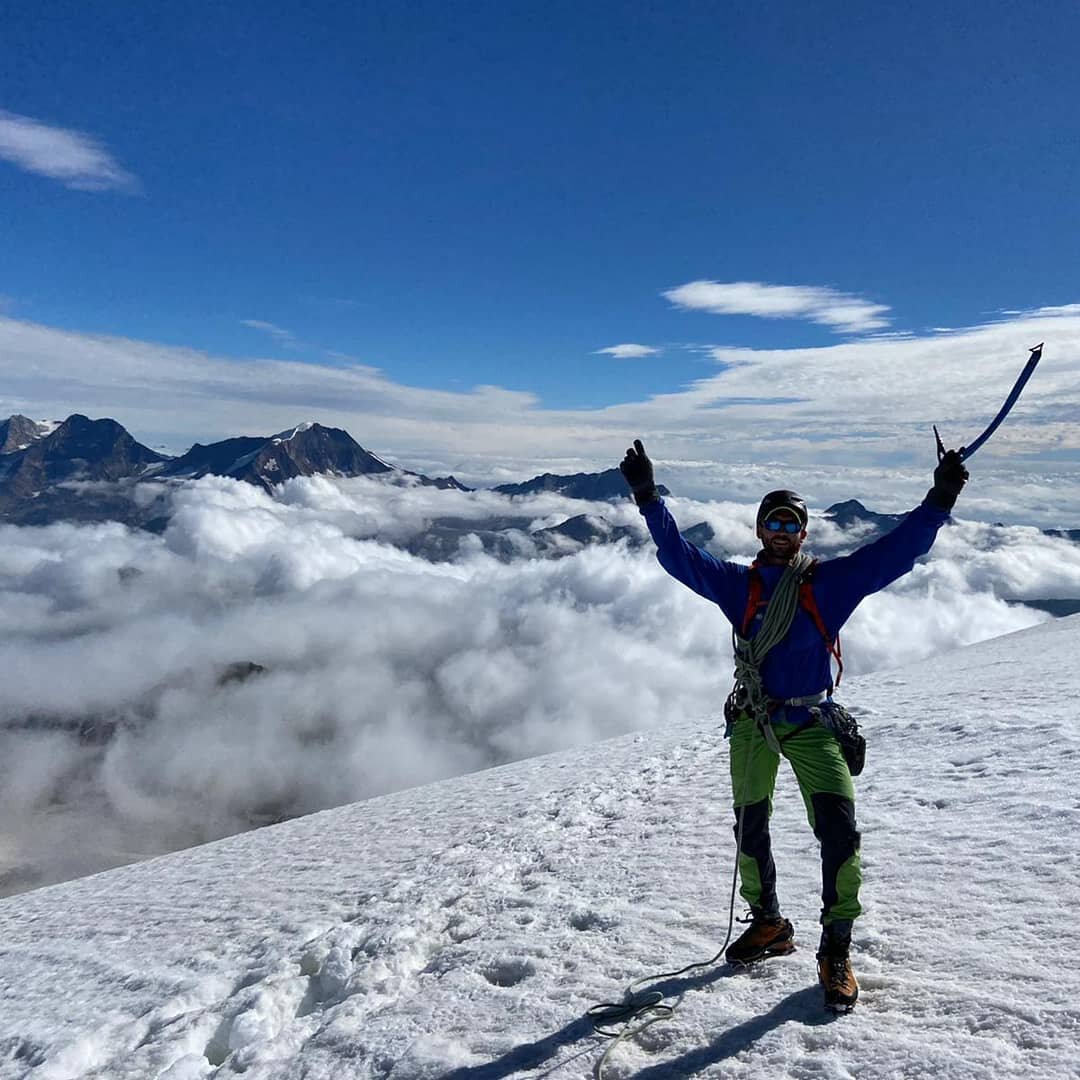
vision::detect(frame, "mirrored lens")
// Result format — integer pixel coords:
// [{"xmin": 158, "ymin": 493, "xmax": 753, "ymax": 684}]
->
[{"xmin": 764, "ymin": 519, "xmax": 801, "ymax": 534}]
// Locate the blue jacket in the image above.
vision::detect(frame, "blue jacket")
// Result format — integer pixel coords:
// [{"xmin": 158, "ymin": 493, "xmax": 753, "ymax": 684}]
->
[{"xmin": 641, "ymin": 497, "xmax": 950, "ymax": 714}]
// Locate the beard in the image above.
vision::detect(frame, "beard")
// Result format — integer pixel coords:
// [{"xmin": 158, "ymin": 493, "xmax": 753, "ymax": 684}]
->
[{"xmin": 758, "ymin": 534, "xmax": 805, "ymax": 564}]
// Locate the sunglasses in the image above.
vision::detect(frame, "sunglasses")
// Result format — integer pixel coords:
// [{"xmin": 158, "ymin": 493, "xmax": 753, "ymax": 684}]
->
[{"xmin": 763, "ymin": 519, "xmax": 802, "ymax": 534}]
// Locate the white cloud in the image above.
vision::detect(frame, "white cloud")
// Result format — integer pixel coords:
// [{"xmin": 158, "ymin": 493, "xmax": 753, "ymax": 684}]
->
[
  {"xmin": 663, "ymin": 279, "xmax": 892, "ymax": 333},
  {"xmin": 2, "ymin": 474, "xmax": 1075, "ymax": 892},
  {"xmin": 241, "ymin": 319, "xmax": 298, "ymax": 346},
  {"xmin": 0, "ymin": 108, "xmax": 139, "ymax": 193},
  {"xmin": 1028, "ymin": 303, "xmax": 1080, "ymax": 318},
  {"xmin": 594, "ymin": 343, "xmax": 660, "ymax": 359},
  {"xmin": 1, "ymin": 306, "xmax": 1080, "ymax": 522}
]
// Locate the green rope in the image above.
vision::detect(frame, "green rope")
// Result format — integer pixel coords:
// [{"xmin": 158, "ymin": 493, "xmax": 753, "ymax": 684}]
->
[
  {"xmin": 731, "ymin": 553, "xmax": 815, "ymax": 755},
  {"xmin": 587, "ymin": 553, "xmax": 815, "ymax": 1076},
  {"xmin": 587, "ymin": 722, "xmax": 759, "ymax": 1078}
]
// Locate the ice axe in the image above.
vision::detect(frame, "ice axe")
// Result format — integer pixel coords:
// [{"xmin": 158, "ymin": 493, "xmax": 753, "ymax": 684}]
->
[{"xmin": 934, "ymin": 343, "xmax": 1044, "ymax": 462}]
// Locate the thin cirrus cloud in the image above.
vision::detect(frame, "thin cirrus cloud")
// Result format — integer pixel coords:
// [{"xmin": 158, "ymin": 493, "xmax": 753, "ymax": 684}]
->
[
  {"xmin": 663, "ymin": 279, "xmax": 892, "ymax": 334},
  {"xmin": 594, "ymin": 343, "xmax": 660, "ymax": 359},
  {"xmin": 240, "ymin": 319, "xmax": 298, "ymax": 346},
  {"xmin": 0, "ymin": 108, "xmax": 139, "ymax": 193}
]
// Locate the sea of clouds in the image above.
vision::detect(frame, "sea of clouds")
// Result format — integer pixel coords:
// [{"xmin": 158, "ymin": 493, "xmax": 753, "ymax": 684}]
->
[{"xmin": 3, "ymin": 474, "xmax": 1080, "ymax": 896}]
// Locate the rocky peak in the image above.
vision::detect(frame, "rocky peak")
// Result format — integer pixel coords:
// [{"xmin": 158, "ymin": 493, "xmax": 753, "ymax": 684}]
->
[
  {"xmin": 0, "ymin": 415, "xmax": 59, "ymax": 454},
  {"xmin": 823, "ymin": 498, "xmax": 906, "ymax": 532},
  {"xmin": 160, "ymin": 422, "xmax": 397, "ymax": 492},
  {"xmin": 0, "ymin": 414, "xmax": 166, "ymax": 496}
]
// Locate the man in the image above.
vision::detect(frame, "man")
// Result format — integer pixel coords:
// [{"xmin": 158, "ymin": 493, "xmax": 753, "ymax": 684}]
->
[{"xmin": 619, "ymin": 439, "xmax": 968, "ymax": 1010}]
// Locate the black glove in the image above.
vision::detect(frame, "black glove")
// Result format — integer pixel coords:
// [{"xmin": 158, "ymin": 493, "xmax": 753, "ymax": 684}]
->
[
  {"xmin": 620, "ymin": 438, "xmax": 659, "ymax": 506},
  {"xmin": 926, "ymin": 448, "xmax": 969, "ymax": 511}
]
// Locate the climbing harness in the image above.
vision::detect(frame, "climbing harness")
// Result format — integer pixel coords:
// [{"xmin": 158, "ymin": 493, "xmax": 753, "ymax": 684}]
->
[{"xmin": 736, "ymin": 559, "xmax": 863, "ymax": 774}]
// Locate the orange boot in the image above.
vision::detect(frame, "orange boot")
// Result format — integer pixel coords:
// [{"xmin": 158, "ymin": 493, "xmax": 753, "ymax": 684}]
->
[
  {"xmin": 817, "ymin": 921, "xmax": 859, "ymax": 1012},
  {"xmin": 725, "ymin": 910, "xmax": 795, "ymax": 965}
]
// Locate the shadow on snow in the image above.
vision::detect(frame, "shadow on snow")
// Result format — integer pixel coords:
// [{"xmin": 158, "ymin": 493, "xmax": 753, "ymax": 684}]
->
[{"xmin": 438, "ymin": 963, "xmax": 833, "ymax": 1079}]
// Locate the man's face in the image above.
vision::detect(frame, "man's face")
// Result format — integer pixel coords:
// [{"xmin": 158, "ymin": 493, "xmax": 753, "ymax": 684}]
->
[{"xmin": 756, "ymin": 508, "xmax": 807, "ymax": 562}]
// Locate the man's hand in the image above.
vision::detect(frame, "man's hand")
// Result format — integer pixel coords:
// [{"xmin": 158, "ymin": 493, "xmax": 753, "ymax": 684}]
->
[
  {"xmin": 620, "ymin": 438, "xmax": 659, "ymax": 505},
  {"xmin": 927, "ymin": 448, "xmax": 969, "ymax": 511}
]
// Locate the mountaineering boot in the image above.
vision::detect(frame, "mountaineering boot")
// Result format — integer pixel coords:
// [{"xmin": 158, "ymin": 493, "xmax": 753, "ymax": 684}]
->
[
  {"xmin": 725, "ymin": 909, "xmax": 795, "ymax": 965},
  {"xmin": 817, "ymin": 920, "xmax": 859, "ymax": 1012}
]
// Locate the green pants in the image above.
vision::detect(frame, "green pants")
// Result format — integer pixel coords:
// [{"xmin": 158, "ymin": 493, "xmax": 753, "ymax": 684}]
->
[{"xmin": 729, "ymin": 714, "xmax": 862, "ymax": 925}]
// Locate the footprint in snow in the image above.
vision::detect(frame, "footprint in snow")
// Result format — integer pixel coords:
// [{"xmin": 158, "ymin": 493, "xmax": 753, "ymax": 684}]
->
[
  {"xmin": 569, "ymin": 909, "xmax": 620, "ymax": 932},
  {"xmin": 482, "ymin": 957, "xmax": 536, "ymax": 987}
]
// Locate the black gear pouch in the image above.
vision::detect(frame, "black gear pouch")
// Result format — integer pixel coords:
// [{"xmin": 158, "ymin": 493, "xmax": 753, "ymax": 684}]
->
[{"xmin": 814, "ymin": 700, "xmax": 866, "ymax": 776}]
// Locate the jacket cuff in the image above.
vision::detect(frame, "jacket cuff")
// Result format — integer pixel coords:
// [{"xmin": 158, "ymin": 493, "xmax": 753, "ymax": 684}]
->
[{"xmin": 924, "ymin": 485, "xmax": 957, "ymax": 512}]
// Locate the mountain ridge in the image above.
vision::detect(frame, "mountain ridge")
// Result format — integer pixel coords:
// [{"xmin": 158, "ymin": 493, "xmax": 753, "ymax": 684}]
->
[
  {"xmin": 0, "ymin": 414, "xmax": 469, "ymax": 525},
  {"xmin": 492, "ymin": 467, "xmax": 670, "ymax": 502},
  {"xmin": 3, "ymin": 414, "xmax": 1080, "ymax": 564}
]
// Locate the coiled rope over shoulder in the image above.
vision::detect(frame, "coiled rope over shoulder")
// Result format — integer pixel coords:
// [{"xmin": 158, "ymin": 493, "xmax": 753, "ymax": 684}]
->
[{"xmin": 731, "ymin": 552, "xmax": 816, "ymax": 753}]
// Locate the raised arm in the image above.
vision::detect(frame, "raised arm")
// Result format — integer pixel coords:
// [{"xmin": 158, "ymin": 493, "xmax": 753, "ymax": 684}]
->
[
  {"xmin": 620, "ymin": 439, "xmax": 746, "ymax": 621},
  {"xmin": 816, "ymin": 449, "xmax": 968, "ymax": 628}
]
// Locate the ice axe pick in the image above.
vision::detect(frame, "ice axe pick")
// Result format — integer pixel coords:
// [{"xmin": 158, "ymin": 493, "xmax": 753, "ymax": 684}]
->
[{"xmin": 934, "ymin": 343, "xmax": 1044, "ymax": 462}]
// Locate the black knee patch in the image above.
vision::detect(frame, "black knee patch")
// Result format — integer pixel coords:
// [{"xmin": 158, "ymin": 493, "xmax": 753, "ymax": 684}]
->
[
  {"xmin": 734, "ymin": 799, "xmax": 778, "ymax": 915},
  {"xmin": 810, "ymin": 792, "xmax": 860, "ymax": 851},
  {"xmin": 811, "ymin": 793, "xmax": 860, "ymax": 916},
  {"xmin": 734, "ymin": 798, "xmax": 771, "ymax": 846}
]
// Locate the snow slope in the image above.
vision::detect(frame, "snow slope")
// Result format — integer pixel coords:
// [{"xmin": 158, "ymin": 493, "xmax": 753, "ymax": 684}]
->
[{"xmin": 2, "ymin": 616, "xmax": 1079, "ymax": 1080}]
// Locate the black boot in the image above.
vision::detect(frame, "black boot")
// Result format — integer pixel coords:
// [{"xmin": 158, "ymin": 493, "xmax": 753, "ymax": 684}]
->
[
  {"xmin": 725, "ymin": 908, "xmax": 795, "ymax": 965},
  {"xmin": 816, "ymin": 920, "xmax": 858, "ymax": 1011}
]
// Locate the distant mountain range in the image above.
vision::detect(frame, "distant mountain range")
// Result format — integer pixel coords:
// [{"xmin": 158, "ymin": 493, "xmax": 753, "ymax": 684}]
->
[
  {"xmin": 0, "ymin": 414, "xmax": 469, "ymax": 527},
  {"xmin": 1, "ymin": 414, "xmax": 1079, "ymax": 609},
  {"xmin": 0, "ymin": 413, "xmax": 660, "ymax": 532}
]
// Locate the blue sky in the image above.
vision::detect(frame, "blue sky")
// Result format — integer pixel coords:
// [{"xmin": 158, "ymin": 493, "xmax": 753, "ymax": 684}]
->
[
  {"xmin": 5, "ymin": 2, "xmax": 1079, "ymax": 395},
  {"xmin": 2, "ymin": 0, "xmax": 1080, "ymax": 510}
]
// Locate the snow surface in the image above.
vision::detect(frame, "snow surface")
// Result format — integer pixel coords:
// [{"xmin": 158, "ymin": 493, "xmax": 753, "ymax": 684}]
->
[
  {"xmin": 271, "ymin": 423, "xmax": 317, "ymax": 445},
  {"xmin": 2, "ymin": 616, "xmax": 1080, "ymax": 1079}
]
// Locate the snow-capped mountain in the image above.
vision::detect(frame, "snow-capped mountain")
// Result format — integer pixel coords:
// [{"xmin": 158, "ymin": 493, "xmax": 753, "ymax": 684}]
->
[
  {"xmin": 1, "ymin": 614, "xmax": 1077, "ymax": 1079},
  {"xmin": 157, "ymin": 421, "xmax": 399, "ymax": 492},
  {"xmin": 0, "ymin": 415, "xmax": 467, "ymax": 526}
]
